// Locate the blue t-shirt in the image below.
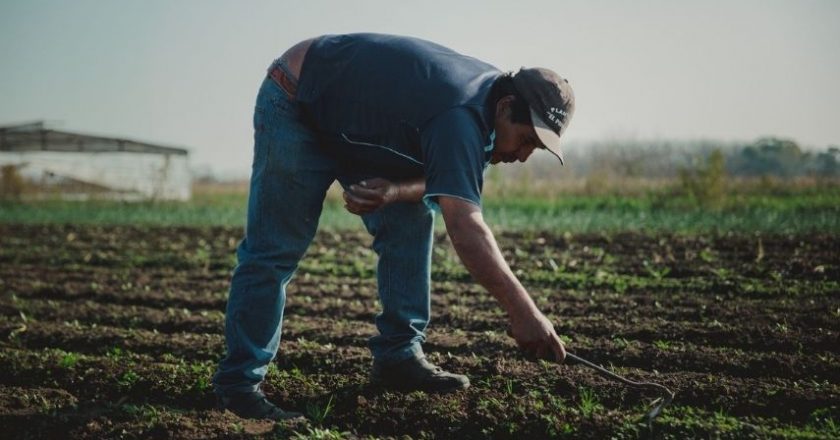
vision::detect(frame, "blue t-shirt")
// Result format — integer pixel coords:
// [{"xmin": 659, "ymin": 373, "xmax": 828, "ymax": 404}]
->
[{"xmin": 294, "ymin": 33, "xmax": 501, "ymax": 208}]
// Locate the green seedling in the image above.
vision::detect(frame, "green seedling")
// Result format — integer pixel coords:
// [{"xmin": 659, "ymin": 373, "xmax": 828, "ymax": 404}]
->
[
  {"xmin": 292, "ymin": 427, "xmax": 350, "ymax": 440},
  {"xmin": 643, "ymin": 261, "xmax": 671, "ymax": 280},
  {"xmin": 699, "ymin": 248, "xmax": 716, "ymax": 263},
  {"xmin": 504, "ymin": 379, "xmax": 515, "ymax": 396},
  {"xmin": 305, "ymin": 394, "xmax": 336, "ymax": 425},
  {"xmin": 653, "ymin": 340, "xmax": 672, "ymax": 350},
  {"xmin": 118, "ymin": 370, "xmax": 140, "ymax": 388},
  {"xmin": 191, "ymin": 362, "xmax": 212, "ymax": 391},
  {"xmin": 578, "ymin": 387, "xmax": 603, "ymax": 417},
  {"xmin": 107, "ymin": 346, "xmax": 126, "ymax": 360},
  {"xmin": 613, "ymin": 336, "xmax": 632, "ymax": 349},
  {"xmin": 58, "ymin": 352, "xmax": 80, "ymax": 369}
]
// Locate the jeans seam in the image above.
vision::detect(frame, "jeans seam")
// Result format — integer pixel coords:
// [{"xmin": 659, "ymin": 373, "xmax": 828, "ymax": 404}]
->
[{"xmin": 380, "ymin": 207, "xmax": 391, "ymax": 323}]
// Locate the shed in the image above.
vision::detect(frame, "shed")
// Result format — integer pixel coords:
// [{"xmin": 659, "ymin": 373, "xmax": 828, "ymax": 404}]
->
[{"xmin": 0, "ymin": 122, "xmax": 191, "ymax": 200}]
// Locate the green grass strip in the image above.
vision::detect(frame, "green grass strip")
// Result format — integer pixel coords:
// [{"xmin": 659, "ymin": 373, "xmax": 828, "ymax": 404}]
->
[{"xmin": 1, "ymin": 192, "xmax": 838, "ymax": 233}]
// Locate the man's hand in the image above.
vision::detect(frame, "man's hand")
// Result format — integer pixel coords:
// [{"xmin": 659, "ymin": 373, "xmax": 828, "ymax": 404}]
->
[
  {"xmin": 343, "ymin": 178, "xmax": 400, "ymax": 215},
  {"xmin": 509, "ymin": 309, "xmax": 567, "ymax": 363}
]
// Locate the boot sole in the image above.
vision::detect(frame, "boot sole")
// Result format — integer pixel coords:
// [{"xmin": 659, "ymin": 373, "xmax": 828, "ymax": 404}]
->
[{"xmin": 370, "ymin": 376, "xmax": 470, "ymax": 394}]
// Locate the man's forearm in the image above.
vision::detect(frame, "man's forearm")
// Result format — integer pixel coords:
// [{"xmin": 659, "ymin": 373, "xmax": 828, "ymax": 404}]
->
[
  {"xmin": 395, "ymin": 176, "xmax": 426, "ymax": 203},
  {"xmin": 444, "ymin": 209, "xmax": 539, "ymax": 319}
]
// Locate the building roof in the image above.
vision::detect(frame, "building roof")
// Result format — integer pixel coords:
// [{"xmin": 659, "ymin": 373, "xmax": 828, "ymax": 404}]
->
[{"xmin": 0, "ymin": 121, "xmax": 189, "ymax": 156}]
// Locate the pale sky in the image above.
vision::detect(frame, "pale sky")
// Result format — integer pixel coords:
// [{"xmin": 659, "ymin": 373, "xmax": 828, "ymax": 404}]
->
[{"xmin": 2, "ymin": 0, "xmax": 838, "ymax": 177}]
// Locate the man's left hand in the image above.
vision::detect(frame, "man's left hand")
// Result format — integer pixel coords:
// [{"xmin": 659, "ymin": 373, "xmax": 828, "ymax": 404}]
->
[{"xmin": 343, "ymin": 178, "xmax": 399, "ymax": 215}]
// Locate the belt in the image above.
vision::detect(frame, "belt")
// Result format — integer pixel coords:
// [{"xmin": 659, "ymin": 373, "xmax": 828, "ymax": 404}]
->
[{"xmin": 269, "ymin": 66, "xmax": 298, "ymax": 99}]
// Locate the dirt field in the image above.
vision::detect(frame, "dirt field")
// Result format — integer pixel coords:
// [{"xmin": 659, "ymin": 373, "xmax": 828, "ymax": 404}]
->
[{"xmin": 0, "ymin": 224, "xmax": 838, "ymax": 438}]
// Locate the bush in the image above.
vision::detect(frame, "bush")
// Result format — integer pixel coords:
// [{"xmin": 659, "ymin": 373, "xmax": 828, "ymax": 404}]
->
[
  {"xmin": 679, "ymin": 149, "xmax": 727, "ymax": 209},
  {"xmin": 1, "ymin": 165, "xmax": 25, "ymax": 200}
]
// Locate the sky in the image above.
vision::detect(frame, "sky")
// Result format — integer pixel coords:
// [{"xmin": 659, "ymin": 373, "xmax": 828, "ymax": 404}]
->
[{"xmin": 1, "ymin": 0, "xmax": 839, "ymax": 177}]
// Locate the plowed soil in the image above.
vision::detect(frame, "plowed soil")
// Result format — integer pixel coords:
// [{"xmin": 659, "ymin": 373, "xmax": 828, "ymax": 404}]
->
[{"xmin": 0, "ymin": 224, "xmax": 838, "ymax": 439}]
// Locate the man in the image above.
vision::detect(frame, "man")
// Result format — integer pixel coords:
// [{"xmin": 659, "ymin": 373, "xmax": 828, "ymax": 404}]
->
[{"xmin": 213, "ymin": 33, "xmax": 575, "ymax": 420}]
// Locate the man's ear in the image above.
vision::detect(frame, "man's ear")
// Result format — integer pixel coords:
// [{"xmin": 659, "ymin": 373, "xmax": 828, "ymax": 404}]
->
[{"xmin": 496, "ymin": 94, "xmax": 516, "ymax": 119}]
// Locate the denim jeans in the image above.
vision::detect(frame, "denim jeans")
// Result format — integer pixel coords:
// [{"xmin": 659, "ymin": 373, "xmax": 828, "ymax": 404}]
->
[{"xmin": 213, "ymin": 74, "xmax": 435, "ymax": 394}]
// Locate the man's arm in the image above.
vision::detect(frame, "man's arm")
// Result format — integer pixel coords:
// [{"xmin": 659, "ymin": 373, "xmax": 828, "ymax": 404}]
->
[
  {"xmin": 438, "ymin": 196, "xmax": 566, "ymax": 362},
  {"xmin": 343, "ymin": 177, "xmax": 425, "ymax": 215},
  {"xmin": 344, "ymin": 179, "xmax": 565, "ymax": 360}
]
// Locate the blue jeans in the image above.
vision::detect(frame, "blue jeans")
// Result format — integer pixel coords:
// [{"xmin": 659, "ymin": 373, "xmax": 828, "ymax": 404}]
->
[{"xmin": 213, "ymin": 75, "xmax": 435, "ymax": 394}]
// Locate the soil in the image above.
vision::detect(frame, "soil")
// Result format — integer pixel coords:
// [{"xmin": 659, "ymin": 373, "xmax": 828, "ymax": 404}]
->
[{"xmin": 0, "ymin": 224, "xmax": 837, "ymax": 439}]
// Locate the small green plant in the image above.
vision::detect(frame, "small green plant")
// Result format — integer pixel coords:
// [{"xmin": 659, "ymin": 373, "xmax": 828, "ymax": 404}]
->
[
  {"xmin": 58, "ymin": 352, "xmax": 80, "ymax": 369},
  {"xmin": 477, "ymin": 395, "xmax": 505, "ymax": 412},
  {"xmin": 190, "ymin": 362, "xmax": 212, "ymax": 391},
  {"xmin": 118, "ymin": 370, "xmax": 140, "ymax": 388},
  {"xmin": 559, "ymin": 423, "xmax": 575, "ymax": 435},
  {"xmin": 653, "ymin": 340, "xmax": 672, "ymax": 350},
  {"xmin": 504, "ymin": 379, "xmax": 515, "ymax": 396},
  {"xmin": 541, "ymin": 414, "xmax": 561, "ymax": 436},
  {"xmin": 24, "ymin": 393, "xmax": 53, "ymax": 413},
  {"xmin": 229, "ymin": 422, "xmax": 244, "ymax": 433},
  {"xmin": 106, "ymin": 346, "xmax": 125, "ymax": 360},
  {"xmin": 808, "ymin": 408, "xmax": 839, "ymax": 436},
  {"xmin": 193, "ymin": 374, "xmax": 211, "ymax": 392},
  {"xmin": 578, "ymin": 387, "xmax": 603, "ymax": 417},
  {"xmin": 123, "ymin": 403, "xmax": 161, "ymax": 428},
  {"xmin": 699, "ymin": 248, "xmax": 716, "ymax": 263},
  {"xmin": 643, "ymin": 261, "xmax": 671, "ymax": 280},
  {"xmin": 191, "ymin": 246, "xmax": 211, "ymax": 272},
  {"xmin": 557, "ymin": 334, "xmax": 573, "ymax": 345},
  {"xmin": 305, "ymin": 394, "xmax": 336, "ymax": 425},
  {"xmin": 710, "ymin": 267, "xmax": 731, "ymax": 279},
  {"xmin": 292, "ymin": 427, "xmax": 350, "ymax": 440},
  {"xmin": 613, "ymin": 336, "xmax": 632, "ymax": 349}
]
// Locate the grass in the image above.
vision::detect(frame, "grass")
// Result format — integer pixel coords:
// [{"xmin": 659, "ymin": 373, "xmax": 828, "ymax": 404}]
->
[
  {"xmin": 1, "ymin": 184, "xmax": 839, "ymax": 233},
  {"xmin": 480, "ymin": 192, "xmax": 840, "ymax": 232}
]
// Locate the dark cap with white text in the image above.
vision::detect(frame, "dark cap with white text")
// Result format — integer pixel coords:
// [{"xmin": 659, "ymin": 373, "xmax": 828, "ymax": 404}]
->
[{"xmin": 512, "ymin": 67, "xmax": 575, "ymax": 165}]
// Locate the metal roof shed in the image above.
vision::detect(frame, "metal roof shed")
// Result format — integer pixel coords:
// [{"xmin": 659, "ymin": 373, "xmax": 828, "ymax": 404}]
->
[{"xmin": 0, "ymin": 122, "xmax": 191, "ymax": 200}]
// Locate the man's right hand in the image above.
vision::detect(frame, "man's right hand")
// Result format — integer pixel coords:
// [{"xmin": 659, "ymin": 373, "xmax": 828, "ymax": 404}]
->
[{"xmin": 509, "ymin": 309, "xmax": 567, "ymax": 363}]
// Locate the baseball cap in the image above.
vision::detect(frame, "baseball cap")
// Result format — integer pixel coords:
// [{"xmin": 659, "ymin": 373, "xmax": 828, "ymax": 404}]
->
[{"xmin": 512, "ymin": 67, "xmax": 575, "ymax": 165}]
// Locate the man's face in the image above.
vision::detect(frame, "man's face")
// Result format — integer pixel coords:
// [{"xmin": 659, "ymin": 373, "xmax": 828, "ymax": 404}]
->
[{"xmin": 490, "ymin": 96, "xmax": 543, "ymax": 165}]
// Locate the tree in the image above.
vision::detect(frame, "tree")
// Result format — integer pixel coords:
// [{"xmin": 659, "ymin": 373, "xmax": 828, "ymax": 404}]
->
[
  {"xmin": 814, "ymin": 147, "xmax": 839, "ymax": 177},
  {"xmin": 734, "ymin": 137, "xmax": 806, "ymax": 177}
]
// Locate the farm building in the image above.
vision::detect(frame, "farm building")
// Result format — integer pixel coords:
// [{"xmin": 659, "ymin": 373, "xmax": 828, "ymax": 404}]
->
[{"xmin": 0, "ymin": 121, "xmax": 191, "ymax": 200}]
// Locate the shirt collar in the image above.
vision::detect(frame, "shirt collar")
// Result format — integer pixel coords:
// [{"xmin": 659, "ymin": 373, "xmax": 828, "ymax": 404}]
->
[{"xmin": 484, "ymin": 131, "xmax": 496, "ymax": 152}]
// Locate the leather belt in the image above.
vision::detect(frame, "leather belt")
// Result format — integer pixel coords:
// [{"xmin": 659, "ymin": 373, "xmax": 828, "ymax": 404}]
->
[{"xmin": 269, "ymin": 66, "xmax": 298, "ymax": 99}]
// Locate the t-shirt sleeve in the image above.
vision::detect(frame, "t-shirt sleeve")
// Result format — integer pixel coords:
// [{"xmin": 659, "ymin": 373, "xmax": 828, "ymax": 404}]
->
[{"xmin": 420, "ymin": 107, "xmax": 489, "ymax": 212}]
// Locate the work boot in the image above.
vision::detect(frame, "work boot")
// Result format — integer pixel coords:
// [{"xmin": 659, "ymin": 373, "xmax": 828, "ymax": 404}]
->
[
  {"xmin": 371, "ymin": 355, "xmax": 470, "ymax": 393},
  {"xmin": 217, "ymin": 389, "xmax": 304, "ymax": 421}
]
